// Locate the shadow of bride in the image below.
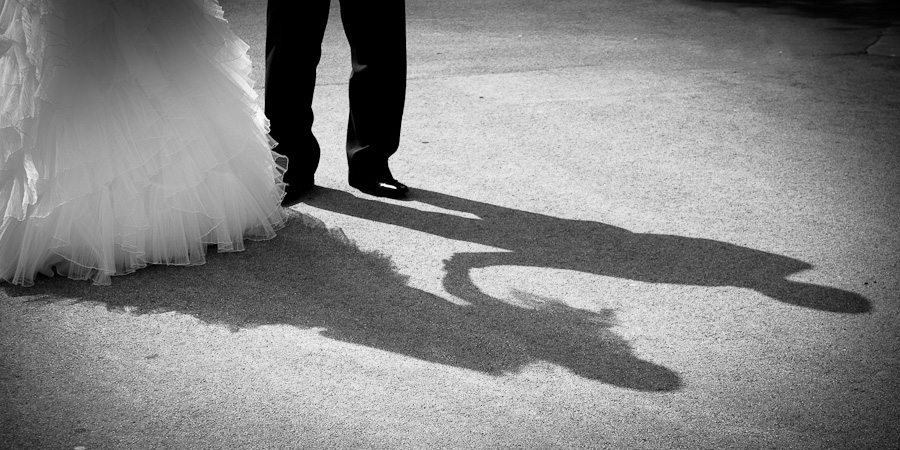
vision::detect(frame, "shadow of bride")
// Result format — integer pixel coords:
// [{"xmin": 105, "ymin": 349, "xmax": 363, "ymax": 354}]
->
[
  {"xmin": 303, "ymin": 187, "xmax": 870, "ymax": 314},
  {"xmin": 2, "ymin": 211, "xmax": 681, "ymax": 391}
]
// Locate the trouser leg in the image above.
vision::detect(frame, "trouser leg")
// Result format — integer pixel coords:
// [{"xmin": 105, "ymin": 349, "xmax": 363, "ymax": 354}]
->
[
  {"xmin": 265, "ymin": 0, "xmax": 331, "ymax": 183},
  {"xmin": 339, "ymin": 0, "xmax": 407, "ymax": 168}
]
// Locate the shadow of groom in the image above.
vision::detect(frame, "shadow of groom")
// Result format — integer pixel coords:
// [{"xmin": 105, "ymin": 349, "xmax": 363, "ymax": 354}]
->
[{"xmin": 304, "ymin": 187, "xmax": 870, "ymax": 315}]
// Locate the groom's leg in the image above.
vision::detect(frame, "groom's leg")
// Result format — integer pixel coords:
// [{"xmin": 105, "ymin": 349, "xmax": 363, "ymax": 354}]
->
[
  {"xmin": 339, "ymin": 0, "xmax": 407, "ymax": 169},
  {"xmin": 265, "ymin": 1, "xmax": 331, "ymax": 190}
]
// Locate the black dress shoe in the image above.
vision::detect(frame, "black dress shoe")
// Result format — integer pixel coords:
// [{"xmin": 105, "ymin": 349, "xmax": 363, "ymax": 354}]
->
[
  {"xmin": 281, "ymin": 177, "xmax": 314, "ymax": 206},
  {"xmin": 348, "ymin": 155, "xmax": 409, "ymax": 198},
  {"xmin": 349, "ymin": 176, "xmax": 409, "ymax": 198}
]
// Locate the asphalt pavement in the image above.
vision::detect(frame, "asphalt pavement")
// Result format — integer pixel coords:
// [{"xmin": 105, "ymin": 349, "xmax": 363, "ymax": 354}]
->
[{"xmin": 2, "ymin": 0, "xmax": 899, "ymax": 448}]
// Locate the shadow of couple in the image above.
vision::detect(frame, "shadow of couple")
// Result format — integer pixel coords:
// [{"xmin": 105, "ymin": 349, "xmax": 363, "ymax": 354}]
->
[{"xmin": 4, "ymin": 187, "xmax": 869, "ymax": 392}]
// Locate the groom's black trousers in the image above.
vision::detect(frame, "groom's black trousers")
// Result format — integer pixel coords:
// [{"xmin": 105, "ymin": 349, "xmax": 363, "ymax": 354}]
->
[{"xmin": 265, "ymin": 0, "xmax": 407, "ymax": 182}]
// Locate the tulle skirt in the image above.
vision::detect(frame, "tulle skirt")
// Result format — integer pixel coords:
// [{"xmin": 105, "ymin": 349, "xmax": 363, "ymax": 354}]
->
[{"xmin": 0, "ymin": 0, "xmax": 287, "ymax": 286}]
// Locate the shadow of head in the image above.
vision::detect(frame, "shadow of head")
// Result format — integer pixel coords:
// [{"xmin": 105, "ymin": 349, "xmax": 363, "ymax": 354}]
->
[{"xmin": 3, "ymin": 212, "xmax": 681, "ymax": 392}]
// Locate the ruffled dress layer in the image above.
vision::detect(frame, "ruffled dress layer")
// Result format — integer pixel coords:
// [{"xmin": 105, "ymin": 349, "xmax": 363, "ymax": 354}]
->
[{"xmin": 0, "ymin": 0, "xmax": 287, "ymax": 286}]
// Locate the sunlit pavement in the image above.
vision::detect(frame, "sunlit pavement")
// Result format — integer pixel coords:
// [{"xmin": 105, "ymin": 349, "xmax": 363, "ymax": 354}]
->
[{"xmin": 2, "ymin": 0, "xmax": 898, "ymax": 448}]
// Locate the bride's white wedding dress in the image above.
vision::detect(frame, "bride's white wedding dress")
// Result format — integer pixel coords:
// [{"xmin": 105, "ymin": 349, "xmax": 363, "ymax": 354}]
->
[{"xmin": 0, "ymin": 0, "xmax": 287, "ymax": 286}]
